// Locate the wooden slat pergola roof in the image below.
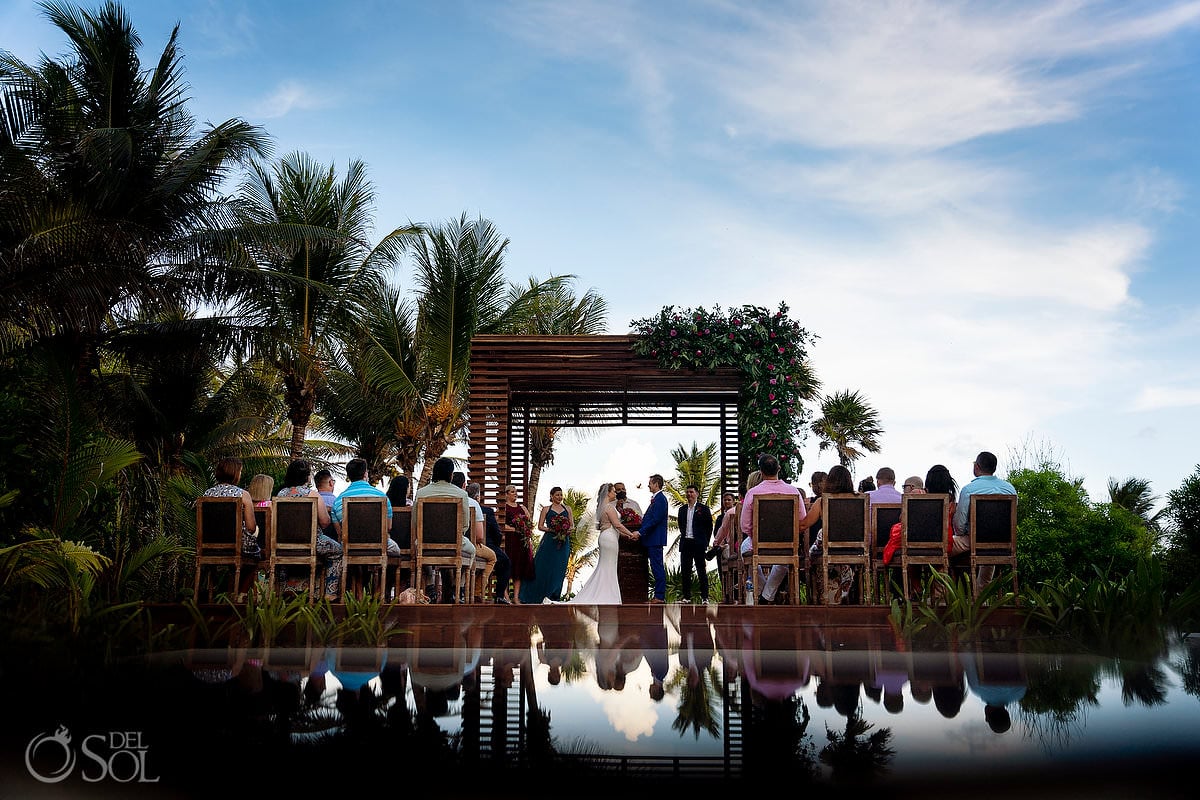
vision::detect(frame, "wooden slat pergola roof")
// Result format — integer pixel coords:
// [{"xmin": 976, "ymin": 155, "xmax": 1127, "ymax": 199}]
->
[{"xmin": 467, "ymin": 335, "xmax": 745, "ymax": 514}]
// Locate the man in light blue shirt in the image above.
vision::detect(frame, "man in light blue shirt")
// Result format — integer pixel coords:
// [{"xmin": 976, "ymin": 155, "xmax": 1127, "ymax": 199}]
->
[
  {"xmin": 332, "ymin": 458, "xmax": 400, "ymax": 556},
  {"xmin": 951, "ymin": 451, "xmax": 1017, "ymax": 571}
]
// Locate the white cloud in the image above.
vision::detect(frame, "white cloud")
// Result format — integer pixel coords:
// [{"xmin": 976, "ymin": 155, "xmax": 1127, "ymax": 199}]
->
[
  {"xmin": 255, "ymin": 81, "xmax": 326, "ymax": 119},
  {"xmin": 1131, "ymin": 386, "xmax": 1200, "ymax": 411}
]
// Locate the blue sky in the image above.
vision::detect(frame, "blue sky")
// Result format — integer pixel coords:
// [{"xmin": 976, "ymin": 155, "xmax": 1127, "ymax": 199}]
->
[{"xmin": 5, "ymin": 0, "xmax": 1200, "ymax": 515}]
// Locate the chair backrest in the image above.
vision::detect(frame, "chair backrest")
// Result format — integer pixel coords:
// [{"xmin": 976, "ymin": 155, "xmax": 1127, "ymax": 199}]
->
[
  {"xmin": 751, "ymin": 493, "xmax": 800, "ymax": 552},
  {"xmin": 271, "ymin": 496, "xmax": 319, "ymax": 548},
  {"xmin": 971, "ymin": 494, "xmax": 1017, "ymax": 548},
  {"xmin": 254, "ymin": 505, "xmax": 270, "ymax": 545},
  {"xmin": 822, "ymin": 494, "xmax": 869, "ymax": 554},
  {"xmin": 391, "ymin": 505, "xmax": 413, "ymax": 551},
  {"xmin": 415, "ymin": 496, "xmax": 464, "ymax": 549},
  {"xmin": 343, "ymin": 496, "xmax": 390, "ymax": 549},
  {"xmin": 901, "ymin": 493, "xmax": 950, "ymax": 548},
  {"xmin": 871, "ymin": 502, "xmax": 902, "ymax": 549},
  {"xmin": 196, "ymin": 497, "xmax": 242, "ymax": 552}
]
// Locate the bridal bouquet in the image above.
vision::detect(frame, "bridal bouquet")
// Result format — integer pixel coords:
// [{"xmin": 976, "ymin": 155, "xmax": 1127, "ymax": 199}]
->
[
  {"xmin": 618, "ymin": 504, "xmax": 642, "ymax": 531},
  {"xmin": 548, "ymin": 514, "xmax": 572, "ymax": 547}
]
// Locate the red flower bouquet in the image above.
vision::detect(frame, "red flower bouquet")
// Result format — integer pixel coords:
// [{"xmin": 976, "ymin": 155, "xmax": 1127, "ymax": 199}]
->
[
  {"xmin": 511, "ymin": 510, "xmax": 533, "ymax": 548},
  {"xmin": 548, "ymin": 513, "xmax": 572, "ymax": 546},
  {"xmin": 618, "ymin": 504, "xmax": 642, "ymax": 531}
]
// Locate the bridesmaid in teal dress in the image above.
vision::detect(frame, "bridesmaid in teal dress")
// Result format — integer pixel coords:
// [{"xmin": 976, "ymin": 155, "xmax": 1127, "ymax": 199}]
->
[{"xmin": 519, "ymin": 487, "xmax": 573, "ymax": 603}]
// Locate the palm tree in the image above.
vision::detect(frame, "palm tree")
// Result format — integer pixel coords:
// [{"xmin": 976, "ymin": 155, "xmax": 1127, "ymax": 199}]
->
[
  {"xmin": 0, "ymin": 0, "xmax": 267, "ymax": 366},
  {"xmin": 228, "ymin": 152, "xmax": 419, "ymax": 459},
  {"xmin": 520, "ymin": 276, "xmax": 608, "ymax": 506},
  {"xmin": 662, "ymin": 441, "xmax": 720, "ymax": 559},
  {"xmin": 407, "ymin": 214, "xmax": 567, "ymax": 485},
  {"xmin": 1107, "ymin": 476, "xmax": 1163, "ymax": 532},
  {"xmin": 558, "ymin": 488, "xmax": 597, "ymax": 596},
  {"xmin": 810, "ymin": 389, "xmax": 883, "ymax": 468}
]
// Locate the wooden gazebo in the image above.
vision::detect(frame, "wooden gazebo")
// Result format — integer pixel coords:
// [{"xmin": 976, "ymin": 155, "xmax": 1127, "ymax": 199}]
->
[{"xmin": 467, "ymin": 335, "xmax": 744, "ymax": 514}]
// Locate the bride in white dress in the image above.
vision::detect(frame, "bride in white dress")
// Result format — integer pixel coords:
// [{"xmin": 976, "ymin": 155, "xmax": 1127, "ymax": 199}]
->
[{"xmin": 552, "ymin": 483, "xmax": 636, "ymax": 605}]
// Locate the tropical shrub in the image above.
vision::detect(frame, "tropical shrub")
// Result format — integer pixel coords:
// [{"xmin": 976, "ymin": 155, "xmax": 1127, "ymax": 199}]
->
[
  {"xmin": 1009, "ymin": 466, "xmax": 1151, "ymax": 586},
  {"xmin": 1159, "ymin": 465, "xmax": 1200, "ymax": 600}
]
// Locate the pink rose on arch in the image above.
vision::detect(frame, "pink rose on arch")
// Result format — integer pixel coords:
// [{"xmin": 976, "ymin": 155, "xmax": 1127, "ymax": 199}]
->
[
  {"xmin": 769, "ymin": 378, "xmax": 777, "ymax": 385},
  {"xmin": 772, "ymin": 408, "xmax": 780, "ymax": 415},
  {"xmin": 728, "ymin": 333, "xmax": 735, "ymax": 340},
  {"xmin": 751, "ymin": 432, "xmax": 758, "ymax": 439},
  {"xmin": 769, "ymin": 393, "xmax": 775, "ymax": 401},
  {"xmin": 778, "ymin": 346, "xmax": 785, "ymax": 353},
  {"xmin": 670, "ymin": 329, "xmax": 677, "ymax": 336},
  {"xmin": 695, "ymin": 349, "xmax": 703, "ymax": 356}
]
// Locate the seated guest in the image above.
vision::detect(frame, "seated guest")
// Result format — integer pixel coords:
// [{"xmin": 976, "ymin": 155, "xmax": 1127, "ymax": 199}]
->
[
  {"xmin": 803, "ymin": 464, "xmax": 857, "ymax": 604},
  {"xmin": 276, "ymin": 459, "xmax": 343, "ymax": 601},
  {"xmin": 951, "ymin": 451, "xmax": 1017, "ymax": 586}
]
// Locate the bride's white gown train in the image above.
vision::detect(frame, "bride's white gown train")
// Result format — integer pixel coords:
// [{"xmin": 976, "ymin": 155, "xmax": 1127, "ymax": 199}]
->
[{"xmin": 549, "ymin": 524, "xmax": 622, "ymax": 605}]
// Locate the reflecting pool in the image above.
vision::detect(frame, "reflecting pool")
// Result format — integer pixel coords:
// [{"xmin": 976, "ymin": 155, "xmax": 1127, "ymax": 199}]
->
[{"xmin": 4, "ymin": 603, "xmax": 1199, "ymax": 797}]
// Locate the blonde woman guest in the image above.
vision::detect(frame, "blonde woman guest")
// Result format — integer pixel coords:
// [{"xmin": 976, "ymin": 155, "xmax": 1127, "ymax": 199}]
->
[{"xmin": 249, "ymin": 473, "xmax": 274, "ymax": 508}]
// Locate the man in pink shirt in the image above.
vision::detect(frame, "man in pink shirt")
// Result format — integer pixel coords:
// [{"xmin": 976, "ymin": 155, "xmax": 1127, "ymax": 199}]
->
[
  {"xmin": 739, "ymin": 454, "xmax": 804, "ymax": 605},
  {"xmin": 867, "ymin": 467, "xmax": 903, "ymax": 507}
]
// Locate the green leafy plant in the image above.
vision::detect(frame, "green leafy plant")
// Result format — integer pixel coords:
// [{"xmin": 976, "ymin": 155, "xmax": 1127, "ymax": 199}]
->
[{"xmin": 630, "ymin": 303, "xmax": 819, "ymax": 479}]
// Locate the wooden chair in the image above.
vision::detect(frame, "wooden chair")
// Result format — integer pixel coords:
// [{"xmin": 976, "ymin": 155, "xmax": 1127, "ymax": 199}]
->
[
  {"xmin": 899, "ymin": 493, "xmax": 951, "ymax": 602},
  {"xmin": 340, "ymin": 496, "xmax": 391, "ymax": 601},
  {"xmin": 388, "ymin": 505, "xmax": 413, "ymax": 598},
  {"xmin": 817, "ymin": 494, "xmax": 871, "ymax": 605},
  {"xmin": 749, "ymin": 493, "xmax": 804, "ymax": 606},
  {"xmin": 254, "ymin": 505, "xmax": 272, "ymax": 566},
  {"xmin": 868, "ymin": 502, "xmax": 902, "ymax": 604},
  {"xmin": 463, "ymin": 505, "xmax": 486, "ymax": 603},
  {"xmin": 267, "ymin": 496, "xmax": 321, "ymax": 600},
  {"xmin": 969, "ymin": 493, "xmax": 1019, "ymax": 599},
  {"xmin": 194, "ymin": 496, "xmax": 259, "ymax": 602},
  {"xmin": 719, "ymin": 502, "xmax": 746, "ymax": 604},
  {"xmin": 413, "ymin": 496, "xmax": 465, "ymax": 603}
]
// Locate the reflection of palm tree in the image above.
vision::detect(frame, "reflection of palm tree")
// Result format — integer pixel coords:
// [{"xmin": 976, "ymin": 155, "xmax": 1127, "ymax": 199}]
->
[
  {"xmin": 1019, "ymin": 651, "xmax": 1100, "ymax": 750},
  {"xmin": 1118, "ymin": 662, "xmax": 1169, "ymax": 707},
  {"xmin": 810, "ymin": 390, "xmax": 883, "ymax": 468},
  {"xmin": 1175, "ymin": 637, "xmax": 1200, "ymax": 699},
  {"xmin": 818, "ymin": 706, "xmax": 895, "ymax": 782},
  {"xmin": 666, "ymin": 664, "xmax": 722, "ymax": 739},
  {"xmin": 741, "ymin": 676, "xmax": 819, "ymax": 779}
]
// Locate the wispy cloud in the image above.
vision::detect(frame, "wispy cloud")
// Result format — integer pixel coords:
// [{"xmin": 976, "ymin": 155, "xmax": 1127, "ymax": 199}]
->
[
  {"xmin": 1132, "ymin": 386, "xmax": 1200, "ymax": 411},
  {"xmin": 254, "ymin": 81, "xmax": 327, "ymax": 119}
]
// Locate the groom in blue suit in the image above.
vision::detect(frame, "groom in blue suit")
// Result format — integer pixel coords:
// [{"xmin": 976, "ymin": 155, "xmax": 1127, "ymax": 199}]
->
[{"xmin": 638, "ymin": 474, "xmax": 669, "ymax": 603}]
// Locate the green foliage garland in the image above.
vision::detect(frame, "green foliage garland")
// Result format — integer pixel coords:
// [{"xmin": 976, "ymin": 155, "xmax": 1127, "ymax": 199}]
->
[{"xmin": 630, "ymin": 303, "xmax": 816, "ymax": 480}]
